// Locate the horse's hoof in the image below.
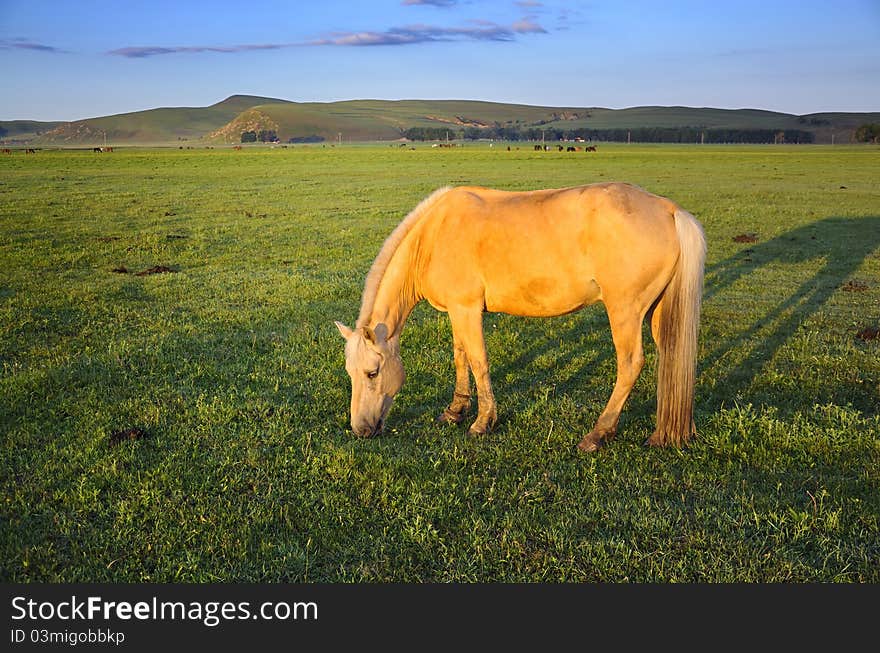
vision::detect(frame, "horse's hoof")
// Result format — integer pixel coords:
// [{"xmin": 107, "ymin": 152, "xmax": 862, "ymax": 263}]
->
[
  {"xmin": 577, "ymin": 430, "xmax": 610, "ymax": 453},
  {"xmin": 577, "ymin": 438, "xmax": 602, "ymax": 453},
  {"xmin": 436, "ymin": 410, "xmax": 464, "ymax": 425},
  {"xmin": 467, "ymin": 421, "xmax": 494, "ymax": 436},
  {"xmin": 645, "ymin": 433, "xmax": 664, "ymax": 447}
]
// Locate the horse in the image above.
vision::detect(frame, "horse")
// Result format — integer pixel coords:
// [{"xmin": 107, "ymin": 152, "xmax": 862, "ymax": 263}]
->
[{"xmin": 335, "ymin": 182, "xmax": 706, "ymax": 452}]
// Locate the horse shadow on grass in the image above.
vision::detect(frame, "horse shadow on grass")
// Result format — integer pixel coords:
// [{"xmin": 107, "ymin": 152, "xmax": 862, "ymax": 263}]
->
[
  {"xmin": 698, "ymin": 215, "xmax": 880, "ymax": 418},
  {"xmin": 412, "ymin": 215, "xmax": 880, "ymax": 436}
]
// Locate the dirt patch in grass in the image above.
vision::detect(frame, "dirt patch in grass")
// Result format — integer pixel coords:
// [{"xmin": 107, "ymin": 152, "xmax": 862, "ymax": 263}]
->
[
  {"xmin": 855, "ymin": 326, "xmax": 879, "ymax": 342},
  {"xmin": 733, "ymin": 233, "xmax": 759, "ymax": 243},
  {"xmin": 135, "ymin": 265, "xmax": 177, "ymax": 276},
  {"xmin": 841, "ymin": 279, "xmax": 870, "ymax": 292},
  {"xmin": 109, "ymin": 426, "xmax": 148, "ymax": 446},
  {"xmin": 111, "ymin": 265, "xmax": 177, "ymax": 275}
]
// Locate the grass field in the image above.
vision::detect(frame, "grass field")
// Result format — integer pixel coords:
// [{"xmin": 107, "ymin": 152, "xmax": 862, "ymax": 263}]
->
[{"xmin": 1, "ymin": 143, "xmax": 878, "ymax": 582}]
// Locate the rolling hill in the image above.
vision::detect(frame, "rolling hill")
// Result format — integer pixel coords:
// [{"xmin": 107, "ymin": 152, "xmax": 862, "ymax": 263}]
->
[
  {"xmin": 24, "ymin": 95, "xmax": 292, "ymax": 146},
  {"xmin": 3, "ymin": 95, "xmax": 877, "ymax": 146},
  {"xmin": 0, "ymin": 120, "xmax": 64, "ymax": 144}
]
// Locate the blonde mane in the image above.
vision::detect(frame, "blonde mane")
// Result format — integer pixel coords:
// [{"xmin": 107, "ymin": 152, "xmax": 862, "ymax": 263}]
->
[{"xmin": 356, "ymin": 186, "xmax": 451, "ymax": 328}]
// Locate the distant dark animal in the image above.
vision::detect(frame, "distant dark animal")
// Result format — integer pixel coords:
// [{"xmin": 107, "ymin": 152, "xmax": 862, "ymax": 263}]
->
[
  {"xmin": 1, "ymin": 149, "xmax": 11, "ymax": 154},
  {"xmin": 558, "ymin": 145, "xmax": 565, "ymax": 152},
  {"xmin": 93, "ymin": 147, "xmax": 102, "ymax": 153},
  {"xmin": 233, "ymin": 145, "xmax": 242, "ymax": 151},
  {"xmin": 534, "ymin": 144, "xmax": 542, "ymax": 151},
  {"xmin": 586, "ymin": 145, "xmax": 597, "ymax": 152},
  {"xmin": 567, "ymin": 146, "xmax": 576, "ymax": 152},
  {"xmin": 25, "ymin": 148, "xmax": 36, "ymax": 154}
]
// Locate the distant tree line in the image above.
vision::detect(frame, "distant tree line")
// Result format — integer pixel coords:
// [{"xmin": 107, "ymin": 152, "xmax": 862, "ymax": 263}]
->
[
  {"xmin": 401, "ymin": 127, "xmax": 457, "ymax": 141},
  {"xmin": 241, "ymin": 130, "xmax": 279, "ymax": 143},
  {"xmin": 854, "ymin": 124, "xmax": 880, "ymax": 143},
  {"xmin": 239, "ymin": 130, "xmax": 328, "ymax": 143},
  {"xmin": 403, "ymin": 125, "xmax": 816, "ymax": 144},
  {"xmin": 287, "ymin": 135, "xmax": 325, "ymax": 143}
]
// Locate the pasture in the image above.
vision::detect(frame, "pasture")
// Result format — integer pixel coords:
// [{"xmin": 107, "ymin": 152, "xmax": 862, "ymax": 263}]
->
[{"xmin": 1, "ymin": 143, "xmax": 878, "ymax": 582}]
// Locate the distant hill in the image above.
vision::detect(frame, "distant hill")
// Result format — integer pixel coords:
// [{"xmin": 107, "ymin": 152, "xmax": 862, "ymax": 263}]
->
[
  {"xmin": 2, "ymin": 95, "xmax": 877, "ymax": 146},
  {"xmin": 21, "ymin": 95, "xmax": 292, "ymax": 146},
  {"xmin": 0, "ymin": 120, "xmax": 64, "ymax": 144}
]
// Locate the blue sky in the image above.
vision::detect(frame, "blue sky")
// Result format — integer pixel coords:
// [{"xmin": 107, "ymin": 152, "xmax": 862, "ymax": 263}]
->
[{"xmin": 1, "ymin": 0, "xmax": 878, "ymax": 121}]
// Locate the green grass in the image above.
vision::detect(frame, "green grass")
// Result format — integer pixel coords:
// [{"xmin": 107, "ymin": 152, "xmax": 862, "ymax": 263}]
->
[{"xmin": 1, "ymin": 143, "xmax": 879, "ymax": 582}]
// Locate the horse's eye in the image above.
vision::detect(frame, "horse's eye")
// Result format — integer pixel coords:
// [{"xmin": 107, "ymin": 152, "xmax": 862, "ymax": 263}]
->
[{"xmin": 366, "ymin": 369, "xmax": 379, "ymax": 379}]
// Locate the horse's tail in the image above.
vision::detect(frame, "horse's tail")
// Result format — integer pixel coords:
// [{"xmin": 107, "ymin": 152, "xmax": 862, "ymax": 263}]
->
[{"xmin": 652, "ymin": 208, "xmax": 706, "ymax": 446}]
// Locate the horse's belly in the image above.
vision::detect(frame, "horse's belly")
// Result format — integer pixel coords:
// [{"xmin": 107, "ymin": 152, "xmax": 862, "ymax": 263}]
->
[{"xmin": 485, "ymin": 277, "xmax": 601, "ymax": 316}]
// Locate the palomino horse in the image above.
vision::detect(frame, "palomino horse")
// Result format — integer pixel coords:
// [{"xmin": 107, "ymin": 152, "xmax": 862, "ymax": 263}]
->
[{"xmin": 335, "ymin": 182, "xmax": 706, "ymax": 451}]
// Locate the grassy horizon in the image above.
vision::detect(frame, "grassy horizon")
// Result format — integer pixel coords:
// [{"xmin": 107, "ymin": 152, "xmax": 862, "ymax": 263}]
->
[{"xmin": 1, "ymin": 144, "xmax": 878, "ymax": 582}]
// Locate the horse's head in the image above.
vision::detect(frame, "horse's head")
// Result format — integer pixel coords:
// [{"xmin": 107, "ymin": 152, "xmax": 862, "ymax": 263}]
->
[{"xmin": 334, "ymin": 321, "xmax": 405, "ymax": 437}]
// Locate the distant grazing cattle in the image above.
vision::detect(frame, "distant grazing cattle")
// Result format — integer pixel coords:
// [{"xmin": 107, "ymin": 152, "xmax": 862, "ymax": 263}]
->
[
  {"xmin": 558, "ymin": 145, "xmax": 564, "ymax": 152},
  {"xmin": 534, "ymin": 144, "xmax": 542, "ymax": 151},
  {"xmin": 102, "ymin": 146, "xmax": 113, "ymax": 152},
  {"xmin": 1, "ymin": 148, "xmax": 11, "ymax": 154},
  {"xmin": 233, "ymin": 145, "xmax": 242, "ymax": 151},
  {"xmin": 25, "ymin": 148, "xmax": 36, "ymax": 154},
  {"xmin": 566, "ymin": 146, "xmax": 576, "ymax": 152},
  {"xmin": 585, "ymin": 145, "xmax": 597, "ymax": 152},
  {"xmin": 93, "ymin": 147, "xmax": 102, "ymax": 153}
]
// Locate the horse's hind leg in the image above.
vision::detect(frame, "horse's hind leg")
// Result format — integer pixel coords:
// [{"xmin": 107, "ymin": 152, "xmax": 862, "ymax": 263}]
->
[
  {"xmin": 448, "ymin": 306, "xmax": 497, "ymax": 435},
  {"xmin": 578, "ymin": 308, "xmax": 645, "ymax": 452},
  {"xmin": 437, "ymin": 329, "xmax": 471, "ymax": 424}
]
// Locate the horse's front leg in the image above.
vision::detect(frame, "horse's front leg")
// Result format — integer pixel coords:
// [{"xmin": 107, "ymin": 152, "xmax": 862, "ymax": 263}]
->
[
  {"xmin": 448, "ymin": 307, "xmax": 497, "ymax": 435},
  {"xmin": 437, "ymin": 330, "xmax": 471, "ymax": 424}
]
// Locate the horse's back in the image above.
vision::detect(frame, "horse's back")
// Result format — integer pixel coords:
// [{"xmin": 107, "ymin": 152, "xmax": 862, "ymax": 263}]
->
[{"xmin": 418, "ymin": 183, "xmax": 681, "ymax": 316}]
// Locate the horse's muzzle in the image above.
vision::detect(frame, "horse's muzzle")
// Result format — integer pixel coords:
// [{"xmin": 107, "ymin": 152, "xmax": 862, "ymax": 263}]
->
[{"xmin": 353, "ymin": 418, "xmax": 384, "ymax": 438}]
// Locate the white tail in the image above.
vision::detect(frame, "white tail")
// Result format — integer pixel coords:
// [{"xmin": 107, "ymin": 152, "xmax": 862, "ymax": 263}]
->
[{"xmin": 653, "ymin": 208, "xmax": 706, "ymax": 446}]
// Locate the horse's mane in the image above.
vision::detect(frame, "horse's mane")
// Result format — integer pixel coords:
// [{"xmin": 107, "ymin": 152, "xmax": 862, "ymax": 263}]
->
[{"xmin": 356, "ymin": 186, "xmax": 451, "ymax": 328}]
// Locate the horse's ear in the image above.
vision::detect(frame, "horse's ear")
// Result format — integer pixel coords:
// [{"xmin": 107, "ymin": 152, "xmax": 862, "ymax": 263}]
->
[
  {"xmin": 373, "ymin": 323, "xmax": 389, "ymax": 344},
  {"xmin": 334, "ymin": 321, "xmax": 354, "ymax": 340},
  {"xmin": 362, "ymin": 323, "xmax": 388, "ymax": 346}
]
